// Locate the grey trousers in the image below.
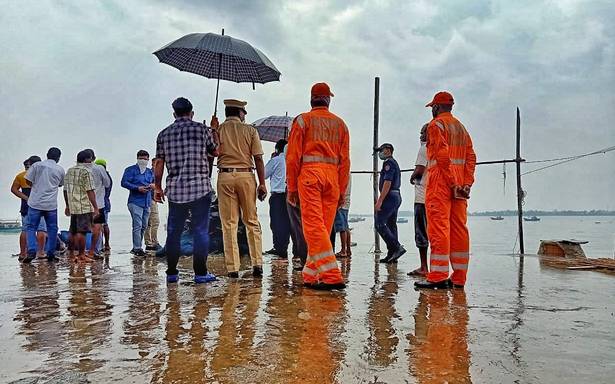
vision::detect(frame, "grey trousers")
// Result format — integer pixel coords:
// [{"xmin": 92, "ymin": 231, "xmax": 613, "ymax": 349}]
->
[{"xmin": 286, "ymin": 201, "xmax": 307, "ymax": 265}]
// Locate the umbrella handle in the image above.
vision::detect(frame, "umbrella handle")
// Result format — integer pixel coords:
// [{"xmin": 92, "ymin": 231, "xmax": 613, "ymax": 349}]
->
[{"xmin": 213, "ymin": 28, "xmax": 225, "ymax": 117}]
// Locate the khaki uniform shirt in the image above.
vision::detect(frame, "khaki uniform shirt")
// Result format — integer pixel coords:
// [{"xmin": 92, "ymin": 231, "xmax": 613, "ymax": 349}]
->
[{"xmin": 217, "ymin": 116, "xmax": 264, "ymax": 168}]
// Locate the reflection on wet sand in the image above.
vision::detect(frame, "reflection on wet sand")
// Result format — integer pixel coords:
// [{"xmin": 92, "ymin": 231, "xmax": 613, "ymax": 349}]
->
[
  {"xmin": 366, "ymin": 264, "xmax": 400, "ymax": 367},
  {"xmin": 409, "ymin": 290, "xmax": 471, "ymax": 384}
]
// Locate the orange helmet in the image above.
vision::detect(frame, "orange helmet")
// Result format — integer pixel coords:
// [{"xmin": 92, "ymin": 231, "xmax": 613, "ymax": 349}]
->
[{"xmin": 311, "ymin": 82, "xmax": 334, "ymax": 97}]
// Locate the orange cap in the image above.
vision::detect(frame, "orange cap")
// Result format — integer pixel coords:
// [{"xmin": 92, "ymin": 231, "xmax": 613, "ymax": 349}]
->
[
  {"xmin": 426, "ymin": 91, "xmax": 454, "ymax": 107},
  {"xmin": 311, "ymin": 82, "xmax": 334, "ymax": 97}
]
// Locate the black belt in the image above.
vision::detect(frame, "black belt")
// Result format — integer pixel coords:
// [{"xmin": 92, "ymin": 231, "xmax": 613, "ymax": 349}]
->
[{"xmin": 219, "ymin": 167, "xmax": 253, "ymax": 173}]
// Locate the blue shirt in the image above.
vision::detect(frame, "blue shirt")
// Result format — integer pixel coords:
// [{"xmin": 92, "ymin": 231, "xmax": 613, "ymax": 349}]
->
[
  {"xmin": 265, "ymin": 153, "xmax": 286, "ymax": 193},
  {"xmin": 379, "ymin": 157, "xmax": 401, "ymax": 192},
  {"xmin": 121, "ymin": 164, "xmax": 154, "ymax": 208},
  {"xmin": 104, "ymin": 172, "xmax": 113, "ymax": 212}
]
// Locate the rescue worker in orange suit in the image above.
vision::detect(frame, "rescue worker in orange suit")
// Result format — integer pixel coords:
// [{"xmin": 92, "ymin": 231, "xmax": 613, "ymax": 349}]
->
[
  {"xmin": 415, "ymin": 91, "xmax": 476, "ymax": 290},
  {"xmin": 286, "ymin": 82, "xmax": 350, "ymax": 290}
]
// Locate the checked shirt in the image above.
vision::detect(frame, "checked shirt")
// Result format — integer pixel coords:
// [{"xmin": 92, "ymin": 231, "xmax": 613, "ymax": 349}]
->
[{"xmin": 156, "ymin": 116, "xmax": 217, "ymax": 203}]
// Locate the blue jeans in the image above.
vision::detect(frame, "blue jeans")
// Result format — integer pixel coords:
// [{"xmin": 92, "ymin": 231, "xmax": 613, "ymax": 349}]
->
[
  {"xmin": 26, "ymin": 207, "xmax": 58, "ymax": 257},
  {"xmin": 166, "ymin": 193, "xmax": 212, "ymax": 276},
  {"xmin": 375, "ymin": 191, "xmax": 402, "ymax": 254},
  {"xmin": 128, "ymin": 203, "xmax": 150, "ymax": 250}
]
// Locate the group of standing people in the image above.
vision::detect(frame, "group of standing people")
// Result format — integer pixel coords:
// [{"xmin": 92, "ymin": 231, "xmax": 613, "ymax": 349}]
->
[{"xmin": 10, "ymin": 85, "xmax": 476, "ymax": 291}]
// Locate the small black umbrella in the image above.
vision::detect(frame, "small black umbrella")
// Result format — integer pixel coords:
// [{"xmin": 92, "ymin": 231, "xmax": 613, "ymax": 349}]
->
[{"xmin": 153, "ymin": 29, "xmax": 281, "ymax": 115}]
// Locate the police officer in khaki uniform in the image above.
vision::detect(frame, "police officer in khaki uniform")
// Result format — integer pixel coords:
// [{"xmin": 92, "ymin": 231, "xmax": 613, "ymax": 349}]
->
[{"xmin": 215, "ymin": 99, "xmax": 267, "ymax": 278}]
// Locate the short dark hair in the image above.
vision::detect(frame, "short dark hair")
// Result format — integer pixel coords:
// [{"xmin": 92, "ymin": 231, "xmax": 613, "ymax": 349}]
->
[
  {"xmin": 275, "ymin": 139, "xmax": 288, "ymax": 153},
  {"xmin": 137, "ymin": 150, "xmax": 149, "ymax": 158},
  {"xmin": 28, "ymin": 155, "xmax": 42, "ymax": 165},
  {"xmin": 225, "ymin": 106, "xmax": 242, "ymax": 118},
  {"xmin": 77, "ymin": 149, "xmax": 92, "ymax": 163},
  {"xmin": 172, "ymin": 97, "xmax": 193, "ymax": 116},
  {"xmin": 23, "ymin": 159, "xmax": 30, "ymax": 166},
  {"xmin": 310, "ymin": 96, "xmax": 330, "ymax": 108},
  {"xmin": 438, "ymin": 104, "xmax": 453, "ymax": 112},
  {"xmin": 85, "ymin": 148, "xmax": 96, "ymax": 161},
  {"xmin": 47, "ymin": 147, "xmax": 61, "ymax": 161}
]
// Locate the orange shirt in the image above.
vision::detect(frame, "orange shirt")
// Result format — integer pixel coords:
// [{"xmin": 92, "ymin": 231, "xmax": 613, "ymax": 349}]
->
[
  {"xmin": 286, "ymin": 106, "xmax": 350, "ymax": 193},
  {"xmin": 426, "ymin": 112, "xmax": 476, "ymax": 188}
]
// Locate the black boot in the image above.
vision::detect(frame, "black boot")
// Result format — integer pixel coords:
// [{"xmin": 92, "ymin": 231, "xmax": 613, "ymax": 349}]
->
[
  {"xmin": 414, "ymin": 279, "xmax": 451, "ymax": 290},
  {"xmin": 252, "ymin": 266, "xmax": 263, "ymax": 278},
  {"xmin": 387, "ymin": 246, "xmax": 407, "ymax": 263}
]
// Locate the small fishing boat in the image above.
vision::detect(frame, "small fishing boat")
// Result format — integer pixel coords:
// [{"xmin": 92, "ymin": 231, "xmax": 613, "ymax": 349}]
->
[
  {"xmin": 397, "ymin": 217, "xmax": 409, "ymax": 223},
  {"xmin": 348, "ymin": 217, "xmax": 366, "ymax": 223},
  {"xmin": 0, "ymin": 219, "xmax": 21, "ymax": 232},
  {"xmin": 524, "ymin": 216, "xmax": 541, "ymax": 222},
  {"xmin": 490, "ymin": 216, "xmax": 504, "ymax": 221}
]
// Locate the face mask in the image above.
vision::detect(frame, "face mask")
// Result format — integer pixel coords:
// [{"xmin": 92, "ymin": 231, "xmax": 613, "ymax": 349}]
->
[
  {"xmin": 378, "ymin": 151, "xmax": 387, "ymax": 161},
  {"xmin": 137, "ymin": 159, "xmax": 148, "ymax": 173}
]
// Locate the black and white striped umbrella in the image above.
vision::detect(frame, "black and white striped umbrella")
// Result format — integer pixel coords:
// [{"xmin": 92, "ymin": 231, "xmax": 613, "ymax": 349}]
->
[{"xmin": 153, "ymin": 31, "xmax": 281, "ymax": 114}]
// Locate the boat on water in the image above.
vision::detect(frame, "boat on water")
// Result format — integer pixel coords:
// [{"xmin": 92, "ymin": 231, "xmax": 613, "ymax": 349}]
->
[
  {"xmin": 397, "ymin": 217, "xmax": 409, "ymax": 223},
  {"xmin": 0, "ymin": 219, "xmax": 21, "ymax": 232},
  {"xmin": 348, "ymin": 217, "xmax": 366, "ymax": 223},
  {"xmin": 524, "ymin": 216, "xmax": 541, "ymax": 222},
  {"xmin": 490, "ymin": 216, "xmax": 504, "ymax": 221}
]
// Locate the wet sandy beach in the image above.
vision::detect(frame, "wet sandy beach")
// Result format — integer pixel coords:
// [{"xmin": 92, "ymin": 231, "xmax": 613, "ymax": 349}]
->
[{"xmin": 1, "ymin": 216, "xmax": 614, "ymax": 383}]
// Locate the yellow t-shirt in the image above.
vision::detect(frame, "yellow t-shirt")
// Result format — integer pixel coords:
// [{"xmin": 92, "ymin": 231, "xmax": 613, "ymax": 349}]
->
[
  {"xmin": 14, "ymin": 170, "xmax": 29, "ymax": 189},
  {"xmin": 217, "ymin": 116, "xmax": 264, "ymax": 168}
]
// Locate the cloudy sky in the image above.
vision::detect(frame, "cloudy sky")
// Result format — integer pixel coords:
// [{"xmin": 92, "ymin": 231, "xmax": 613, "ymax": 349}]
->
[{"xmin": 1, "ymin": 0, "xmax": 614, "ymax": 218}]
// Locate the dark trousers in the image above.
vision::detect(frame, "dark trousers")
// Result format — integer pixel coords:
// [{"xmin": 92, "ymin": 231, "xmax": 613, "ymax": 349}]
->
[
  {"xmin": 287, "ymin": 200, "xmax": 307, "ymax": 265},
  {"xmin": 269, "ymin": 193, "xmax": 290, "ymax": 253},
  {"xmin": 375, "ymin": 191, "xmax": 402, "ymax": 254},
  {"xmin": 166, "ymin": 193, "xmax": 212, "ymax": 276}
]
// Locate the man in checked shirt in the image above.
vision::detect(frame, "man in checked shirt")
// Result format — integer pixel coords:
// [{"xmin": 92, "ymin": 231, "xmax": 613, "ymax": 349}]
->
[{"xmin": 154, "ymin": 97, "xmax": 219, "ymax": 284}]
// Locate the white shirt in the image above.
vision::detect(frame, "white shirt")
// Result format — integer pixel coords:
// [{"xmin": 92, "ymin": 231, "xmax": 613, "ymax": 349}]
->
[
  {"xmin": 414, "ymin": 143, "xmax": 427, "ymax": 204},
  {"xmin": 25, "ymin": 159, "xmax": 65, "ymax": 211},
  {"xmin": 265, "ymin": 153, "xmax": 286, "ymax": 193},
  {"xmin": 88, "ymin": 163, "xmax": 111, "ymax": 209}
]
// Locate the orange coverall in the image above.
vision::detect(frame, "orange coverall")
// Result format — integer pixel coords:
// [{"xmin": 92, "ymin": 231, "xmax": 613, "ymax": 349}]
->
[
  {"xmin": 286, "ymin": 106, "xmax": 350, "ymax": 285},
  {"xmin": 425, "ymin": 112, "xmax": 476, "ymax": 285}
]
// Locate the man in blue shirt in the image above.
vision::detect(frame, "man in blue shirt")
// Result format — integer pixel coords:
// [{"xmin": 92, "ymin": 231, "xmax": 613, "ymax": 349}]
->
[
  {"xmin": 264, "ymin": 139, "xmax": 290, "ymax": 258},
  {"xmin": 375, "ymin": 143, "xmax": 406, "ymax": 263},
  {"xmin": 121, "ymin": 150, "xmax": 154, "ymax": 256}
]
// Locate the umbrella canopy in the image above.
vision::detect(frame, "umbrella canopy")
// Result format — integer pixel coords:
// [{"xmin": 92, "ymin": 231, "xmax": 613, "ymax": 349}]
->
[
  {"xmin": 153, "ymin": 32, "xmax": 281, "ymax": 84},
  {"xmin": 252, "ymin": 115, "xmax": 293, "ymax": 143}
]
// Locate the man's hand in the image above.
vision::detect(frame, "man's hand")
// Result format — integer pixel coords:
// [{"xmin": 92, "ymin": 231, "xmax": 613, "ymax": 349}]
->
[
  {"xmin": 287, "ymin": 191, "xmax": 299, "ymax": 207},
  {"xmin": 65, "ymin": 207, "xmax": 70, "ymax": 217},
  {"xmin": 138, "ymin": 186, "xmax": 149, "ymax": 194},
  {"xmin": 338, "ymin": 195, "xmax": 345, "ymax": 209},
  {"xmin": 149, "ymin": 183, "xmax": 156, "ymax": 190},
  {"xmin": 375, "ymin": 199, "xmax": 383, "ymax": 212},
  {"xmin": 92, "ymin": 210, "xmax": 101, "ymax": 220},
  {"xmin": 154, "ymin": 186, "xmax": 165, "ymax": 203},
  {"xmin": 461, "ymin": 184, "xmax": 471, "ymax": 198},
  {"xmin": 210, "ymin": 116, "xmax": 219, "ymax": 130},
  {"xmin": 410, "ymin": 175, "xmax": 417, "ymax": 185},
  {"xmin": 257, "ymin": 184, "xmax": 267, "ymax": 202}
]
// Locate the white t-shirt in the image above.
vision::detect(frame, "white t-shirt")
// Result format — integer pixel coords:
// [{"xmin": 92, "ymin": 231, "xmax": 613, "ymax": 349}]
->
[
  {"xmin": 414, "ymin": 144, "xmax": 427, "ymax": 204},
  {"xmin": 88, "ymin": 163, "xmax": 111, "ymax": 209},
  {"xmin": 25, "ymin": 159, "xmax": 65, "ymax": 211}
]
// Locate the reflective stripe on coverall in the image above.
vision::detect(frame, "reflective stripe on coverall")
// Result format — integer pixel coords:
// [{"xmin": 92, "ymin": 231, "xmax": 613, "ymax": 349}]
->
[
  {"xmin": 286, "ymin": 107, "xmax": 350, "ymax": 285},
  {"xmin": 425, "ymin": 112, "xmax": 476, "ymax": 285}
]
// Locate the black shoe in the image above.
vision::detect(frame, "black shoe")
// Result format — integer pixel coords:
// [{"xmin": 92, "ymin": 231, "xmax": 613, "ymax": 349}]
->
[
  {"xmin": 379, "ymin": 253, "xmax": 393, "ymax": 263},
  {"xmin": 310, "ymin": 282, "xmax": 346, "ymax": 290},
  {"xmin": 131, "ymin": 249, "xmax": 146, "ymax": 257},
  {"xmin": 414, "ymin": 279, "xmax": 451, "ymax": 290},
  {"xmin": 47, "ymin": 255, "xmax": 60, "ymax": 262},
  {"xmin": 264, "ymin": 248, "xmax": 277, "ymax": 255},
  {"xmin": 293, "ymin": 264, "xmax": 305, "ymax": 271},
  {"xmin": 145, "ymin": 245, "xmax": 158, "ymax": 251},
  {"xmin": 227, "ymin": 272, "xmax": 239, "ymax": 278},
  {"xmin": 23, "ymin": 254, "xmax": 36, "ymax": 264},
  {"xmin": 252, "ymin": 266, "xmax": 263, "ymax": 278},
  {"xmin": 387, "ymin": 246, "xmax": 407, "ymax": 263}
]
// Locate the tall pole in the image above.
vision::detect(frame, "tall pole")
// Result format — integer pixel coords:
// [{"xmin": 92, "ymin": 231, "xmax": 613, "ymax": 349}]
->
[
  {"xmin": 373, "ymin": 77, "xmax": 381, "ymax": 253},
  {"xmin": 516, "ymin": 107, "xmax": 525, "ymax": 254}
]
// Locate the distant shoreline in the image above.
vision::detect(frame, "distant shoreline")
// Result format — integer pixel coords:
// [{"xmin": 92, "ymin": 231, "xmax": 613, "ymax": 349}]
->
[{"xmin": 349, "ymin": 210, "xmax": 615, "ymax": 217}]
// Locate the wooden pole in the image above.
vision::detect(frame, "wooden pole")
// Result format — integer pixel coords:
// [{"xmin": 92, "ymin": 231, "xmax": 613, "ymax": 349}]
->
[
  {"xmin": 516, "ymin": 107, "xmax": 525, "ymax": 254},
  {"xmin": 373, "ymin": 77, "xmax": 381, "ymax": 253}
]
